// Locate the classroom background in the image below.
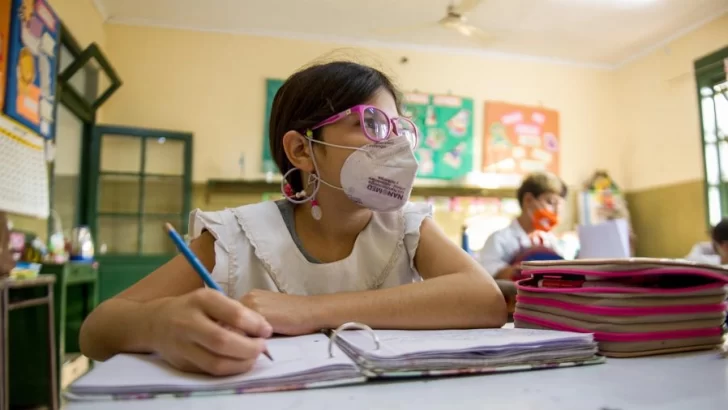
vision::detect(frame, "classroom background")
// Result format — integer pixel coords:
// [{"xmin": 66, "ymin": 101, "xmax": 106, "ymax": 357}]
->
[{"xmin": 1, "ymin": 0, "xmax": 727, "ymax": 407}]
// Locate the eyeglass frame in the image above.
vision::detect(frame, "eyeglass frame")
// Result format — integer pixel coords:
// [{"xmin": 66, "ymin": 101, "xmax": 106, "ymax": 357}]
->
[{"xmin": 306, "ymin": 104, "xmax": 419, "ymax": 146}]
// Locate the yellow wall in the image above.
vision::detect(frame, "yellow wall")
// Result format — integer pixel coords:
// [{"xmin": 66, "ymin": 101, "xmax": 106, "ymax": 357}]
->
[
  {"xmin": 614, "ymin": 14, "xmax": 728, "ymax": 191},
  {"xmin": 102, "ymin": 24, "xmax": 621, "ymax": 188},
  {"xmin": 614, "ymin": 14, "xmax": 728, "ymax": 256},
  {"xmin": 626, "ymin": 180, "xmax": 706, "ymax": 258},
  {"xmin": 49, "ymin": 0, "xmax": 105, "ymax": 49}
]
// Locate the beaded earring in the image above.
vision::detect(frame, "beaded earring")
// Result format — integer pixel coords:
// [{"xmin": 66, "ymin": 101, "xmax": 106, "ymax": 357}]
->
[{"xmin": 280, "ymin": 167, "xmax": 322, "ymax": 221}]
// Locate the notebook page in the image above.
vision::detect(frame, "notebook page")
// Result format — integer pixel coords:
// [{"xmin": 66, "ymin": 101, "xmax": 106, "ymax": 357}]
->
[
  {"xmin": 337, "ymin": 328, "xmax": 593, "ymax": 359},
  {"xmin": 71, "ymin": 333, "xmax": 356, "ymax": 393}
]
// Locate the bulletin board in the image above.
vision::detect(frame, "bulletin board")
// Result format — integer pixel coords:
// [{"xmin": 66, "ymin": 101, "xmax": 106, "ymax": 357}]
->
[
  {"xmin": 3, "ymin": 0, "xmax": 60, "ymax": 140},
  {"xmin": 482, "ymin": 101, "xmax": 560, "ymax": 177},
  {"xmin": 261, "ymin": 78, "xmax": 284, "ymax": 174},
  {"xmin": 0, "ymin": 0, "xmax": 11, "ymax": 109},
  {"xmin": 0, "ymin": 114, "xmax": 49, "ymax": 218},
  {"xmin": 403, "ymin": 92, "xmax": 473, "ymax": 180}
]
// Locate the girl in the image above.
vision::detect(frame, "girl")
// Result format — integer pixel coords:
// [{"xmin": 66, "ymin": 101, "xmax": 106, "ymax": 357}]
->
[{"xmin": 79, "ymin": 61, "xmax": 506, "ymax": 376}]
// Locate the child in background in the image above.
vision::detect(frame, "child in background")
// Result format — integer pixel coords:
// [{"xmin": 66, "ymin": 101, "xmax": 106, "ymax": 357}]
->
[
  {"xmin": 79, "ymin": 61, "xmax": 507, "ymax": 376},
  {"xmin": 476, "ymin": 172, "xmax": 567, "ymax": 280},
  {"xmin": 686, "ymin": 219, "xmax": 728, "ymax": 265}
]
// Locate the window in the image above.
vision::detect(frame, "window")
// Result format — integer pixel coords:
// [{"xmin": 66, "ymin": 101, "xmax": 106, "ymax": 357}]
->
[{"xmin": 695, "ymin": 46, "xmax": 728, "ymax": 228}]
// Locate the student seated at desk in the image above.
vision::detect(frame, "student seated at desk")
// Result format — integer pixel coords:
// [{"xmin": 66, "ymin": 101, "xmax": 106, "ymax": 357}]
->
[
  {"xmin": 686, "ymin": 218, "xmax": 728, "ymax": 265},
  {"xmin": 475, "ymin": 172, "xmax": 566, "ymax": 280},
  {"xmin": 79, "ymin": 61, "xmax": 507, "ymax": 377}
]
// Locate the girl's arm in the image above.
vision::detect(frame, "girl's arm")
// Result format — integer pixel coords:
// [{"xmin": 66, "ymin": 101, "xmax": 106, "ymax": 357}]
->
[
  {"xmin": 243, "ymin": 218, "xmax": 507, "ymax": 333},
  {"xmin": 80, "ymin": 232, "xmax": 272, "ymax": 376}
]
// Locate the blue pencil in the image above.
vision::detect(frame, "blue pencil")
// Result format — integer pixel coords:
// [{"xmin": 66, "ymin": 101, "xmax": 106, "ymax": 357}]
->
[{"xmin": 164, "ymin": 223, "xmax": 273, "ymax": 361}]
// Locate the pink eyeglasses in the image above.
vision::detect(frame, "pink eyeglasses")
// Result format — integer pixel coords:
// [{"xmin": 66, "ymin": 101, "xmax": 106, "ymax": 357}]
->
[{"xmin": 307, "ymin": 104, "xmax": 419, "ymax": 147}]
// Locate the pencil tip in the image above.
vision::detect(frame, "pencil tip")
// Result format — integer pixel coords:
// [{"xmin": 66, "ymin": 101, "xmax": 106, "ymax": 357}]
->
[{"xmin": 164, "ymin": 222, "xmax": 174, "ymax": 232}]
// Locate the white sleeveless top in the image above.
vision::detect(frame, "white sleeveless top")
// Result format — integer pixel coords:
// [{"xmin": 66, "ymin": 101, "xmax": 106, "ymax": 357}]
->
[{"xmin": 188, "ymin": 201, "xmax": 432, "ymax": 299}]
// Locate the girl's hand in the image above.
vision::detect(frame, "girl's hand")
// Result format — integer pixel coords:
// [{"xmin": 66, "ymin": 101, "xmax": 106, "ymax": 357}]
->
[
  {"xmin": 241, "ymin": 289, "xmax": 321, "ymax": 336},
  {"xmin": 151, "ymin": 288, "xmax": 273, "ymax": 376}
]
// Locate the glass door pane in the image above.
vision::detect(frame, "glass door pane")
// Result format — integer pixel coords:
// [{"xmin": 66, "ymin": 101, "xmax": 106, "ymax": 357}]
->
[
  {"xmin": 96, "ymin": 134, "xmax": 142, "ymax": 254},
  {"xmin": 143, "ymin": 175, "xmax": 183, "ymax": 215},
  {"xmin": 92, "ymin": 126, "xmax": 191, "ymax": 257},
  {"xmin": 100, "ymin": 135, "xmax": 142, "ymax": 173},
  {"xmin": 715, "ymin": 82, "xmax": 728, "ymax": 141},
  {"xmin": 142, "ymin": 217, "xmax": 183, "ymax": 255},
  {"xmin": 97, "ymin": 216, "xmax": 139, "ymax": 254},
  {"xmin": 141, "ymin": 137, "xmax": 187, "ymax": 254},
  {"xmin": 145, "ymin": 137, "xmax": 185, "ymax": 176},
  {"xmin": 98, "ymin": 174, "xmax": 140, "ymax": 214}
]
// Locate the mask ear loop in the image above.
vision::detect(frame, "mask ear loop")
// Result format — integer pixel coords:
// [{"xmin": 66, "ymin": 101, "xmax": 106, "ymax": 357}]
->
[{"xmin": 279, "ymin": 131, "xmax": 323, "ymax": 220}]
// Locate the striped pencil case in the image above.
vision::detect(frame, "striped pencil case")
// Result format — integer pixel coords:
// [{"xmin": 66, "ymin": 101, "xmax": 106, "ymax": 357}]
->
[{"xmin": 514, "ymin": 258, "xmax": 728, "ymax": 357}]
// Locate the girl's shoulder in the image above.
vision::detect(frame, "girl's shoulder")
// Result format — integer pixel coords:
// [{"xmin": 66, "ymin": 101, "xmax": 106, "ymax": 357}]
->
[{"xmin": 188, "ymin": 201, "xmax": 279, "ymax": 242}]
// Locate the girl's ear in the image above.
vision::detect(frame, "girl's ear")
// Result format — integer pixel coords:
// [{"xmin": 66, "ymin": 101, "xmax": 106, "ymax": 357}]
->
[{"xmin": 282, "ymin": 131, "xmax": 315, "ymax": 173}]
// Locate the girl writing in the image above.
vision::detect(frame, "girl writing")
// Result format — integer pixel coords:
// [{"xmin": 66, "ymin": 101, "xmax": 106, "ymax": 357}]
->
[{"xmin": 80, "ymin": 60, "xmax": 507, "ymax": 376}]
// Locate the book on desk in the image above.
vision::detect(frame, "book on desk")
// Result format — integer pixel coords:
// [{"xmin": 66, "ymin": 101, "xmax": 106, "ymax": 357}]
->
[{"xmin": 66, "ymin": 326, "xmax": 604, "ymax": 401}]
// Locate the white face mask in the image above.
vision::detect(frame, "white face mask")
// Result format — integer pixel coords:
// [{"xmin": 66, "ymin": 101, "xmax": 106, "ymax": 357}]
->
[{"xmin": 310, "ymin": 136, "xmax": 418, "ymax": 212}]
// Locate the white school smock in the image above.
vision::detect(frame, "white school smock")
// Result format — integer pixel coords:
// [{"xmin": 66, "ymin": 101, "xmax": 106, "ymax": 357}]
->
[
  {"xmin": 474, "ymin": 219, "xmax": 562, "ymax": 276},
  {"xmin": 188, "ymin": 201, "xmax": 432, "ymax": 299}
]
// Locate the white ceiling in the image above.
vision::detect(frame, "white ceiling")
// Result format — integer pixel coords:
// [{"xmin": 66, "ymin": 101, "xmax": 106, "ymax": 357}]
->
[{"xmin": 94, "ymin": 0, "xmax": 728, "ymax": 68}]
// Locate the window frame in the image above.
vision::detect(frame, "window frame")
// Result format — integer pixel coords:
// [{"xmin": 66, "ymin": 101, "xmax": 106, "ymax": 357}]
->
[{"xmin": 695, "ymin": 45, "xmax": 728, "ymax": 229}]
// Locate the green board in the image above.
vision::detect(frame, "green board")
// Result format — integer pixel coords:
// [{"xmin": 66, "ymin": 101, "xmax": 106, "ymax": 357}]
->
[
  {"xmin": 402, "ymin": 93, "xmax": 474, "ymax": 180},
  {"xmin": 261, "ymin": 78, "xmax": 285, "ymax": 174}
]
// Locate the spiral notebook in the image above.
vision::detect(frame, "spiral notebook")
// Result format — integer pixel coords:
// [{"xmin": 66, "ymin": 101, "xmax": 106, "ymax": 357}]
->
[{"xmin": 67, "ymin": 327, "xmax": 604, "ymax": 401}]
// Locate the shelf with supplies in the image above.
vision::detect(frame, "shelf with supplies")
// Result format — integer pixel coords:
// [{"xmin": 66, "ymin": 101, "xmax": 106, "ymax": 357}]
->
[{"xmin": 205, "ymin": 179, "xmax": 516, "ymax": 202}]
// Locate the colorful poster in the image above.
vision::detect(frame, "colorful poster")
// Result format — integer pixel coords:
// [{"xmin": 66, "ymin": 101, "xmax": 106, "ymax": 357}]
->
[
  {"xmin": 403, "ymin": 93, "xmax": 474, "ymax": 180},
  {"xmin": 4, "ymin": 0, "xmax": 59, "ymax": 139},
  {"xmin": 483, "ymin": 101, "xmax": 560, "ymax": 177},
  {"xmin": 261, "ymin": 78, "xmax": 284, "ymax": 174}
]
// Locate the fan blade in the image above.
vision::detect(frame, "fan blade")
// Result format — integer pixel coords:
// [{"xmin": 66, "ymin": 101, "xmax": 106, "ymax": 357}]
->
[
  {"xmin": 451, "ymin": 23, "xmax": 493, "ymax": 46},
  {"xmin": 373, "ymin": 21, "xmax": 439, "ymax": 35},
  {"xmin": 451, "ymin": 0, "xmax": 485, "ymax": 15}
]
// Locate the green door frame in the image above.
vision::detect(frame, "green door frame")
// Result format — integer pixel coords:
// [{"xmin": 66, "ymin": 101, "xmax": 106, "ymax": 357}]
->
[
  {"xmin": 88, "ymin": 126, "xmax": 193, "ymax": 300},
  {"xmin": 87, "ymin": 125, "xmax": 194, "ymax": 255}
]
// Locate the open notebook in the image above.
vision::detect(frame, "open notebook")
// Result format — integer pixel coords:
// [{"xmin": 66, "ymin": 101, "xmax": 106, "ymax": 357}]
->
[{"xmin": 67, "ymin": 328, "xmax": 604, "ymax": 401}]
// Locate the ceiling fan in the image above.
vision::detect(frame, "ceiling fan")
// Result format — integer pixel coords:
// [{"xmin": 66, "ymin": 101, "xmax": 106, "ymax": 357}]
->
[{"xmin": 375, "ymin": 0, "xmax": 492, "ymax": 45}]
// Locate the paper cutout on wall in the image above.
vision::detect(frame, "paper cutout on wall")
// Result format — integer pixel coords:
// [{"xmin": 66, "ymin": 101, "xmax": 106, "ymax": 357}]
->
[{"xmin": 483, "ymin": 102, "xmax": 560, "ymax": 178}]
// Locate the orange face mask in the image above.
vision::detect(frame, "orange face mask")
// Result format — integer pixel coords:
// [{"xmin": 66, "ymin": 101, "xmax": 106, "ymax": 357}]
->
[{"xmin": 531, "ymin": 208, "xmax": 558, "ymax": 232}]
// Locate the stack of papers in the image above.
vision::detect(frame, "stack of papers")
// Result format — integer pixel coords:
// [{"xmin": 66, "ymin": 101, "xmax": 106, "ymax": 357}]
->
[{"xmin": 334, "ymin": 328, "xmax": 600, "ymax": 375}]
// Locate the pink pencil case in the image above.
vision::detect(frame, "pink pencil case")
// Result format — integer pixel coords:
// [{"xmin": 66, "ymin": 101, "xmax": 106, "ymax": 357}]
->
[{"xmin": 514, "ymin": 258, "xmax": 728, "ymax": 357}]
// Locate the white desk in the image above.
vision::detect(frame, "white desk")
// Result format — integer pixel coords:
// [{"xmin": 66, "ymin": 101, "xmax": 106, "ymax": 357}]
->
[{"xmin": 66, "ymin": 352, "xmax": 727, "ymax": 410}]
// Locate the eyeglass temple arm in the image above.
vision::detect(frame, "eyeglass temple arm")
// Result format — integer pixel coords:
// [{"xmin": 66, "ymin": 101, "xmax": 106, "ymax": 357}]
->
[{"xmin": 310, "ymin": 108, "xmax": 354, "ymax": 131}]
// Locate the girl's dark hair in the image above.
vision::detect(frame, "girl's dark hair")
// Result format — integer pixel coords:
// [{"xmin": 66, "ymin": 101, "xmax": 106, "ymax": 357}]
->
[{"xmin": 269, "ymin": 61, "xmax": 401, "ymax": 192}]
